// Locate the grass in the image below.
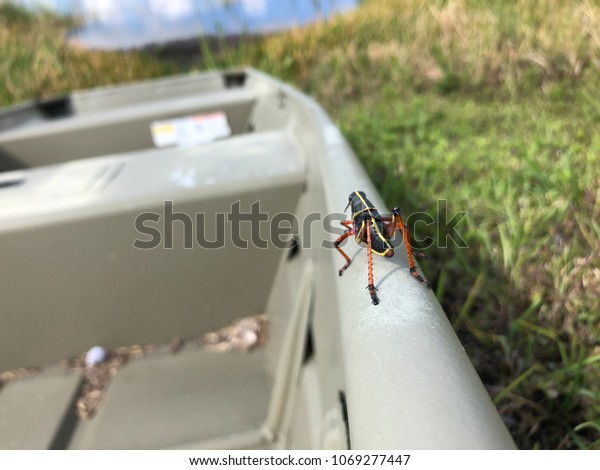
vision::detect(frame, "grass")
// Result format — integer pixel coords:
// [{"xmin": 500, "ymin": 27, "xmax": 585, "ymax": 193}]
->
[
  {"xmin": 0, "ymin": 2, "xmax": 172, "ymax": 106},
  {"xmin": 1, "ymin": 0, "xmax": 599, "ymax": 449},
  {"xmin": 339, "ymin": 91, "xmax": 600, "ymax": 449}
]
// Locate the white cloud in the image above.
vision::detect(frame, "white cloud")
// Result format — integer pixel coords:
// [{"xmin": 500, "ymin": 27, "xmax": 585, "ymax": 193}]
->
[
  {"xmin": 240, "ymin": 0, "xmax": 267, "ymax": 17},
  {"xmin": 19, "ymin": 0, "xmax": 270, "ymax": 22},
  {"xmin": 81, "ymin": 0, "xmax": 126, "ymax": 24},
  {"xmin": 79, "ymin": 0, "xmax": 198, "ymax": 25},
  {"xmin": 149, "ymin": 0, "xmax": 194, "ymax": 21}
]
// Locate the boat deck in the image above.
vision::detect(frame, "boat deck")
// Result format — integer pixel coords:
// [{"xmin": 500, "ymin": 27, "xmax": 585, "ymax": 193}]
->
[{"xmin": 1, "ymin": 349, "xmax": 272, "ymax": 449}]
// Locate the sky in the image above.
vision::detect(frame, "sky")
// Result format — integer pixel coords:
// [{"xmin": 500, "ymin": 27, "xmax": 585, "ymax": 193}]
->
[{"xmin": 16, "ymin": 0, "xmax": 357, "ymax": 49}]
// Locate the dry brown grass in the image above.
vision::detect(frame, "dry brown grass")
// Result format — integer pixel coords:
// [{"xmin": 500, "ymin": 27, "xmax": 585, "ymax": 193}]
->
[
  {"xmin": 235, "ymin": 0, "xmax": 600, "ymax": 104},
  {"xmin": 0, "ymin": 4, "xmax": 171, "ymax": 106}
]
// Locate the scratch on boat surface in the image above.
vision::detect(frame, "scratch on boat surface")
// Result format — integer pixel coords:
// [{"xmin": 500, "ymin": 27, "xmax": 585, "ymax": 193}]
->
[{"xmin": 366, "ymin": 345, "xmax": 384, "ymax": 377}]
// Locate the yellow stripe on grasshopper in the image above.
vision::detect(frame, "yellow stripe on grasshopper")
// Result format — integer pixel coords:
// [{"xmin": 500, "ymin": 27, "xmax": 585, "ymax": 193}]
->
[{"xmin": 371, "ymin": 217, "xmax": 392, "ymax": 256}]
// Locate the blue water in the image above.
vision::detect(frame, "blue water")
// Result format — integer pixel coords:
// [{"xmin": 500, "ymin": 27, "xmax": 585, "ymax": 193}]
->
[{"xmin": 17, "ymin": 0, "xmax": 357, "ymax": 49}]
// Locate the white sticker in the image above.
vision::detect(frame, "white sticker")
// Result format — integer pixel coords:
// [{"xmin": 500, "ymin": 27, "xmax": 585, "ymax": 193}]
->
[{"xmin": 150, "ymin": 111, "xmax": 231, "ymax": 148}]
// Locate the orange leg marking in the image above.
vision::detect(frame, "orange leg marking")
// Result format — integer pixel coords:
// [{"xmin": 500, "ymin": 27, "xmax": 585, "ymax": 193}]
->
[
  {"xmin": 394, "ymin": 210, "xmax": 431, "ymax": 289},
  {"xmin": 334, "ymin": 222, "xmax": 354, "ymax": 276},
  {"xmin": 366, "ymin": 219, "xmax": 380, "ymax": 305}
]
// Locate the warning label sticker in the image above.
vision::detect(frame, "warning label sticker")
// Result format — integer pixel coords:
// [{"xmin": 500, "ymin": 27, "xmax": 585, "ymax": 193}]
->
[{"xmin": 150, "ymin": 111, "xmax": 231, "ymax": 148}]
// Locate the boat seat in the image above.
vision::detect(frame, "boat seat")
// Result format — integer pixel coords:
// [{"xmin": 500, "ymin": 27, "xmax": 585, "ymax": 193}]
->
[
  {"xmin": 0, "ymin": 87, "xmax": 257, "ymax": 168},
  {"xmin": 0, "ymin": 370, "xmax": 82, "ymax": 449},
  {"xmin": 0, "ymin": 349, "xmax": 271, "ymax": 449},
  {"xmin": 0, "ymin": 130, "xmax": 305, "ymax": 372},
  {"xmin": 69, "ymin": 349, "xmax": 271, "ymax": 449}
]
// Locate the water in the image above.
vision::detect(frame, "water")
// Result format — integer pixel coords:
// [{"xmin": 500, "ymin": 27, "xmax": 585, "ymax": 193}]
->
[{"xmin": 16, "ymin": 0, "xmax": 357, "ymax": 49}]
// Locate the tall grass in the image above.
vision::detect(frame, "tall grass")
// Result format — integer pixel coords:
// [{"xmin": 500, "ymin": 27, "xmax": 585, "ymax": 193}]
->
[
  {"xmin": 221, "ymin": 0, "xmax": 600, "ymax": 102},
  {"xmin": 0, "ymin": 2, "xmax": 172, "ymax": 106},
  {"xmin": 1, "ymin": 0, "xmax": 599, "ymax": 449}
]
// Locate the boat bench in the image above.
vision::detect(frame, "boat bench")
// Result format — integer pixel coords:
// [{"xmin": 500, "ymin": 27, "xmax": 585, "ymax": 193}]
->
[
  {"xmin": 0, "ymin": 128, "xmax": 306, "ymax": 449},
  {"xmin": 0, "ymin": 82, "xmax": 256, "ymax": 169},
  {"xmin": 0, "ymin": 371, "xmax": 81, "ymax": 449},
  {"xmin": 0, "ymin": 350, "xmax": 270, "ymax": 449}
]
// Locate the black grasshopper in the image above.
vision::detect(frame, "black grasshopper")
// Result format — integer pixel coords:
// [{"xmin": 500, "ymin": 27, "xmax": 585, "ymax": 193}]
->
[{"xmin": 334, "ymin": 191, "xmax": 431, "ymax": 305}]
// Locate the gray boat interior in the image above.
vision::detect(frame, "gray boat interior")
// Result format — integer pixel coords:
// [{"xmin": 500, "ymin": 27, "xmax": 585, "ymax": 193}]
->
[{"xmin": 0, "ymin": 70, "xmax": 516, "ymax": 449}]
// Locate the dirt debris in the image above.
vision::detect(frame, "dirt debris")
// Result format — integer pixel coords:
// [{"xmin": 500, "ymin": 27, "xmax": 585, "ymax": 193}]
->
[
  {"xmin": 0, "ymin": 314, "xmax": 268, "ymax": 420},
  {"xmin": 73, "ymin": 344, "xmax": 156, "ymax": 419},
  {"xmin": 201, "ymin": 314, "xmax": 268, "ymax": 353},
  {"xmin": 0, "ymin": 367, "xmax": 40, "ymax": 391}
]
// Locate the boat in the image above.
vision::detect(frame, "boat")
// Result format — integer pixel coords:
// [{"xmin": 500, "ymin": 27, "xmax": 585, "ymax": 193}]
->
[{"xmin": 0, "ymin": 69, "xmax": 515, "ymax": 449}]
